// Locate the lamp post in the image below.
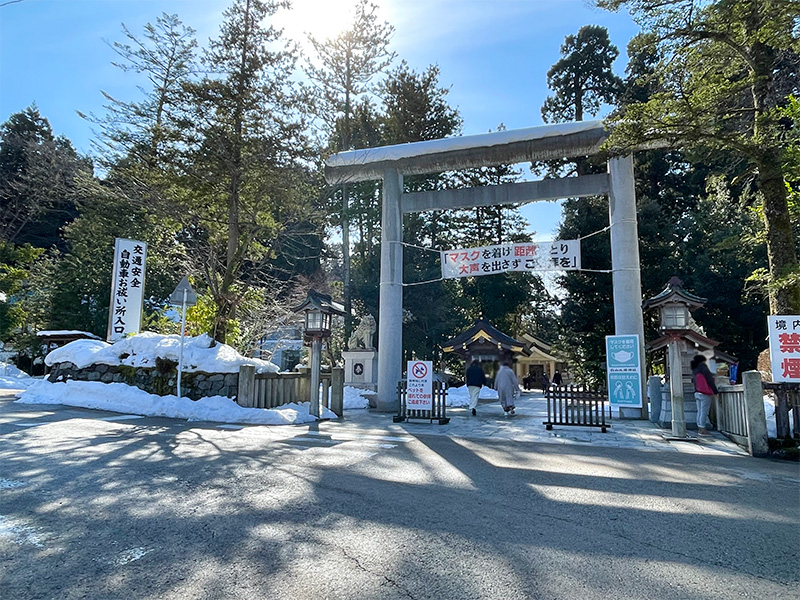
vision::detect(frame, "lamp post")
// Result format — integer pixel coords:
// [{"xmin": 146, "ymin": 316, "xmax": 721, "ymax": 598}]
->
[{"xmin": 294, "ymin": 290, "xmax": 345, "ymax": 418}]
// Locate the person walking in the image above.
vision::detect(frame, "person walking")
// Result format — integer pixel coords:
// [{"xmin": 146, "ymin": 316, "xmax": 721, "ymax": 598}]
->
[
  {"xmin": 495, "ymin": 362, "xmax": 520, "ymax": 416},
  {"xmin": 691, "ymin": 354, "xmax": 718, "ymax": 436},
  {"xmin": 465, "ymin": 360, "xmax": 486, "ymax": 416},
  {"xmin": 541, "ymin": 371, "xmax": 550, "ymax": 392},
  {"xmin": 552, "ymin": 371, "xmax": 563, "ymax": 386}
]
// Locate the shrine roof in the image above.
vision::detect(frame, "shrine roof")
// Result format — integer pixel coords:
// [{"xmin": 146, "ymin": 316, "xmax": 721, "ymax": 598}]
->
[{"xmin": 442, "ymin": 319, "xmax": 530, "ymax": 356}]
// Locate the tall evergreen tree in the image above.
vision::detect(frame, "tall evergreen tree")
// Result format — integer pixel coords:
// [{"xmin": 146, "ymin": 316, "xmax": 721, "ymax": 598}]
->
[
  {"xmin": 542, "ymin": 25, "xmax": 623, "ymax": 124},
  {"xmin": 539, "ymin": 26, "xmax": 622, "ymax": 383},
  {"xmin": 598, "ymin": 0, "xmax": 800, "ymax": 313},
  {"xmin": 306, "ymin": 0, "xmax": 396, "ymax": 336},
  {"xmin": 177, "ymin": 0, "xmax": 317, "ymax": 343},
  {"xmin": 81, "ymin": 13, "xmax": 197, "ymax": 168},
  {"xmin": 0, "ymin": 107, "xmax": 90, "ymax": 249}
]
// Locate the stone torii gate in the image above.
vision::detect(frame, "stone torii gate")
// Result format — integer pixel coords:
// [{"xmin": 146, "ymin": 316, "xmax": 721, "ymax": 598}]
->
[{"xmin": 325, "ymin": 120, "xmax": 646, "ymax": 415}]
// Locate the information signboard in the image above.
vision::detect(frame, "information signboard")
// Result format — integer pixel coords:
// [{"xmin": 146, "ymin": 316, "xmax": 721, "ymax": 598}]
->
[
  {"xmin": 406, "ymin": 360, "xmax": 433, "ymax": 411},
  {"xmin": 441, "ymin": 240, "xmax": 580, "ymax": 279},
  {"xmin": 107, "ymin": 238, "xmax": 147, "ymax": 342},
  {"xmin": 605, "ymin": 334, "xmax": 642, "ymax": 407},
  {"xmin": 768, "ymin": 315, "xmax": 800, "ymax": 382}
]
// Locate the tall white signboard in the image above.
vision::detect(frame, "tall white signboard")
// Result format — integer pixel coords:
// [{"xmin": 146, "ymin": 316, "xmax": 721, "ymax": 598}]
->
[
  {"xmin": 107, "ymin": 238, "xmax": 147, "ymax": 342},
  {"xmin": 768, "ymin": 315, "xmax": 800, "ymax": 382},
  {"xmin": 406, "ymin": 360, "xmax": 433, "ymax": 411}
]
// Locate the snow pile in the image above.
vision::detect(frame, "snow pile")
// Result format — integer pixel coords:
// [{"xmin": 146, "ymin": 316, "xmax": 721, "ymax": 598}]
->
[
  {"xmin": 44, "ymin": 339, "xmax": 109, "ymax": 368},
  {"xmin": 343, "ymin": 386, "xmax": 370, "ymax": 409},
  {"xmin": 45, "ymin": 332, "xmax": 279, "ymax": 374},
  {"xmin": 17, "ymin": 379, "xmax": 335, "ymax": 425},
  {"xmin": 446, "ymin": 384, "xmax": 498, "ymax": 407},
  {"xmin": 0, "ymin": 361, "xmax": 35, "ymax": 390}
]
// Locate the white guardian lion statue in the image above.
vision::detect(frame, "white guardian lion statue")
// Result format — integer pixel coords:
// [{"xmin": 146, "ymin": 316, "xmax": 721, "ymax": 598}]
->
[{"xmin": 348, "ymin": 314, "xmax": 377, "ymax": 350}]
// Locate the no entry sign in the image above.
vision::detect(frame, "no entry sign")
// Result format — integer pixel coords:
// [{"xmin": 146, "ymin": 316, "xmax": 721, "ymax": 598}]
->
[{"xmin": 407, "ymin": 360, "xmax": 433, "ymax": 410}]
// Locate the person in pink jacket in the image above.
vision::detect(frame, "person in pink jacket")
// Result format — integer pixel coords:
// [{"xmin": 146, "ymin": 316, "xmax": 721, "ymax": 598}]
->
[{"xmin": 691, "ymin": 354, "xmax": 718, "ymax": 436}]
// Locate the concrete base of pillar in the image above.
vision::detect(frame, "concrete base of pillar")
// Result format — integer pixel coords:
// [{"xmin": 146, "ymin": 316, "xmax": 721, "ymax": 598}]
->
[
  {"xmin": 618, "ymin": 407, "xmax": 643, "ymax": 419},
  {"xmin": 374, "ymin": 398, "xmax": 399, "ymax": 413}
]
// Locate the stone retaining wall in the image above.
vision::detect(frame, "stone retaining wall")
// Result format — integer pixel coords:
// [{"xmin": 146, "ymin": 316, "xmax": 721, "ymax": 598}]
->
[{"xmin": 47, "ymin": 361, "xmax": 238, "ymax": 400}]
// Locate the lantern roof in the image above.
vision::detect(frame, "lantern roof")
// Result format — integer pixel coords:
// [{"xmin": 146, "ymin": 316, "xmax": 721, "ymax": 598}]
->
[
  {"xmin": 642, "ymin": 276, "xmax": 707, "ymax": 311},
  {"xmin": 292, "ymin": 289, "xmax": 346, "ymax": 316}
]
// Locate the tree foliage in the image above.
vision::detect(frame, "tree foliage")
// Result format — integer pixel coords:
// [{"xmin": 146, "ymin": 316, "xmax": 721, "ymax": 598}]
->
[
  {"xmin": 598, "ymin": 0, "xmax": 800, "ymax": 313},
  {"xmin": 306, "ymin": 0, "xmax": 396, "ymax": 335},
  {"xmin": 542, "ymin": 25, "xmax": 623, "ymax": 124},
  {"xmin": 0, "ymin": 106, "xmax": 90, "ymax": 249}
]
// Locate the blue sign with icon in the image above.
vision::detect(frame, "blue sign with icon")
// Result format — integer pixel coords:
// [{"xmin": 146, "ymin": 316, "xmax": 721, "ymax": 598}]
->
[{"xmin": 605, "ymin": 334, "xmax": 642, "ymax": 407}]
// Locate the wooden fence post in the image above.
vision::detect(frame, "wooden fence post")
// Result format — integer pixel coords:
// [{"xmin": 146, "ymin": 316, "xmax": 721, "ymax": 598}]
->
[
  {"xmin": 743, "ymin": 370, "xmax": 769, "ymax": 457},
  {"xmin": 238, "ymin": 365, "xmax": 256, "ymax": 408},
  {"xmin": 331, "ymin": 368, "xmax": 344, "ymax": 418}
]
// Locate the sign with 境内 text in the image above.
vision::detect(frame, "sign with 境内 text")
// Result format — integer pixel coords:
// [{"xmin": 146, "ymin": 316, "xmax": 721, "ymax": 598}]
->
[
  {"xmin": 605, "ymin": 334, "xmax": 642, "ymax": 407},
  {"xmin": 768, "ymin": 315, "xmax": 800, "ymax": 382}
]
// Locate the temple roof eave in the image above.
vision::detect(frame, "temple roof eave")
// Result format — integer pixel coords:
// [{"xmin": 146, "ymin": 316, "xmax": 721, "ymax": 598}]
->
[{"xmin": 442, "ymin": 318, "xmax": 531, "ymax": 357}]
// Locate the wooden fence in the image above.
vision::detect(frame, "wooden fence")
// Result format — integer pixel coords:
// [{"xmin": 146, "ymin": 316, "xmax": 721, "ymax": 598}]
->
[
  {"xmin": 715, "ymin": 383, "xmax": 748, "ymax": 446},
  {"xmin": 763, "ymin": 382, "xmax": 799, "ymax": 440},
  {"xmin": 544, "ymin": 385, "xmax": 609, "ymax": 432},
  {"xmin": 237, "ymin": 366, "xmax": 344, "ymax": 417},
  {"xmin": 393, "ymin": 379, "xmax": 449, "ymax": 424}
]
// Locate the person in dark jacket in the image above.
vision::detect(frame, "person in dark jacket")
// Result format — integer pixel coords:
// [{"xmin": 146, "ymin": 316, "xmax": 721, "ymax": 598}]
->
[
  {"xmin": 541, "ymin": 372, "xmax": 550, "ymax": 391},
  {"xmin": 552, "ymin": 371, "xmax": 563, "ymax": 386},
  {"xmin": 465, "ymin": 360, "xmax": 486, "ymax": 416},
  {"xmin": 691, "ymin": 354, "xmax": 718, "ymax": 436}
]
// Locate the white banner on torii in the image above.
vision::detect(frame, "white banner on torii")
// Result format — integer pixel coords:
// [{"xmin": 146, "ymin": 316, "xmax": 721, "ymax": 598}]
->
[{"xmin": 440, "ymin": 240, "xmax": 581, "ymax": 279}]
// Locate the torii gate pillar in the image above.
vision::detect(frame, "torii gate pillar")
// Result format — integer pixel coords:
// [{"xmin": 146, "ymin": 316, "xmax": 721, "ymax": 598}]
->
[
  {"xmin": 608, "ymin": 155, "xmax": 648, "ymax": 418},
  {"xmin": 376, "ymin": 168, "xmax": 404, "ymax": 412}
]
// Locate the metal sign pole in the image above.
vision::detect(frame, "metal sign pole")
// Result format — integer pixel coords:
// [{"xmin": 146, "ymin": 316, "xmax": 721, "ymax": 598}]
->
[{"xmin": 178, "ymin": 288, "xmax": 187, "ymax": 400}]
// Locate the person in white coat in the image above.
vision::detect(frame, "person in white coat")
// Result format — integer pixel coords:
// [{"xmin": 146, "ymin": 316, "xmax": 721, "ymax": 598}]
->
[{"xmin": 495, "ymin": 362, "xmax": 519, "ymax": 416}]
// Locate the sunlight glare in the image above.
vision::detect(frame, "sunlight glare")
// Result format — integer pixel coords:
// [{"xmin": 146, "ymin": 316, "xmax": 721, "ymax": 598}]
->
[{"xmin": 280, "ymin": 0, "xmax": 361, "ymax": 43}]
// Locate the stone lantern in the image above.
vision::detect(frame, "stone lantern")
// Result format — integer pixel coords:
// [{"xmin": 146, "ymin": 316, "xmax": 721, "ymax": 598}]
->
[
  {"xmin": 293, "ymin": 290, "xmax": 345, "ymax": 417},
  {"xmin": 643, "ymin": 277, "xmax": 736, "ymax": 436}
]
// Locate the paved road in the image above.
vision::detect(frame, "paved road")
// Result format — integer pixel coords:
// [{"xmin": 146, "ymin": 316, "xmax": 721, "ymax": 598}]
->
[{"xmin": 1, "ymin": 391, "xmax": 798, "ymax": 599}]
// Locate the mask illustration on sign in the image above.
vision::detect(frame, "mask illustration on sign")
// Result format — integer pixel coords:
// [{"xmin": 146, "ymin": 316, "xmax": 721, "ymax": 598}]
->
[{"xmin": 612, "ymin": 350, "xmax": 633, "ymax": 363}]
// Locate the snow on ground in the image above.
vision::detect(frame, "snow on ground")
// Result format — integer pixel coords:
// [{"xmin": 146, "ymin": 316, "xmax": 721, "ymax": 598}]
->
[
  {"xmin": 446, "ymin": 384, "xmax": 498, "ymax": 407},
  {"xmin": 764, "ymin": 397, "xmax": 795, "ymax": 438},
  {"xmin": 17, "ymin": 379, "xmax": 335, "ymax": 425},
  {"xmin": 0, "ymin": 361, "xmax": 35, "ymax": 390},
  {"xmin": 44, "ymin": 332, "xmax": 279, "ymax": 374}
]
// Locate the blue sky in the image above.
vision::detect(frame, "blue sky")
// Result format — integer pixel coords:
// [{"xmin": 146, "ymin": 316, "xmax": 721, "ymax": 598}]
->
[{"xmin": 0, "ymin": 0, "xmax": 641, "ymax": 238}]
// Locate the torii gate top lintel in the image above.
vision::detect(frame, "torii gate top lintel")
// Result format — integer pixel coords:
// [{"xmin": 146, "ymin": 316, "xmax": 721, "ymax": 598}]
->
[{"xmin": 324, "ymin": 120, "xmax": 607, "ymax": 184}]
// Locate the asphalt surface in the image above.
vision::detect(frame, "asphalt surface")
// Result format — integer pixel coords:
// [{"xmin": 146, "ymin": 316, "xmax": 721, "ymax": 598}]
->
[{"xmin": 1, "ymin": 390, "xmax": 798, "ymax": 600}]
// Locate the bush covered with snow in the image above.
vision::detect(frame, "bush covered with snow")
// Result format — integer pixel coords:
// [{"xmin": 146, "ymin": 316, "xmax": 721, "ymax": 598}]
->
[
  {"xmin": 45, "ymin": 332, "xmax": 278, "ymax": 374},
  {"xmin": 18, "ymin": 379, "xmax": 334, "ymax": 425}
]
